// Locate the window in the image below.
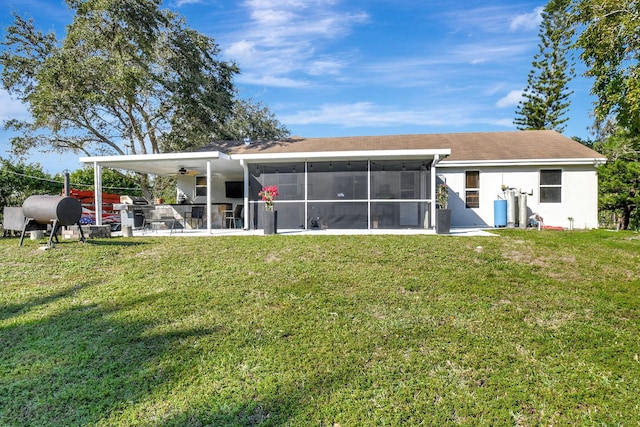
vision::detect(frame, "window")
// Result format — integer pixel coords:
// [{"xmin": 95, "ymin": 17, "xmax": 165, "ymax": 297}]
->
[
  {"xmin": 195, "ymin": 176, "xmax": 207, "ymax": 197},
  {"xmin": 465, "ymin": 171, "xmax": 479, "ymax": 208},
  {"xmin": 540, "ymin": 169, "xmax": 561, "ymax": 203}
]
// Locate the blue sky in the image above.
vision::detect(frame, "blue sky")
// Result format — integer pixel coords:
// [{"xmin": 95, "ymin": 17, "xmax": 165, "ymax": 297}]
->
[{"xmin": 1, "ymin": 0, "xmax": 596, "ymax": 173}]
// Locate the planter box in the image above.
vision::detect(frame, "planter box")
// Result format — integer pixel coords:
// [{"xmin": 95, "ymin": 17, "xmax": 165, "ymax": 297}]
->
[
  {"xmin": 435, "ymin": 209, "xmax": 451, "ymax": 234},
  {"xmin": 264, "ymin": 210, "xmax": 278, "ymax": 235}
]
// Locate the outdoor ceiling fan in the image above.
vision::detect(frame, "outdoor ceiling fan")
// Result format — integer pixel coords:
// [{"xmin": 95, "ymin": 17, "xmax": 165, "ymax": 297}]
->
[{"xmin": 176, "ymin": 167, "xmax": 198, "ymax": 176}]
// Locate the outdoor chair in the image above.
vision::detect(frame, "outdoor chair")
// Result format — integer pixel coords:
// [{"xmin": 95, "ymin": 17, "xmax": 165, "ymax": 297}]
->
[
  {"xmin": 224, "ymin": 204, "xmax": 243, "ymax": 228},
  {"xmin": 186, "ymin": 206, "xmax": 204, "ymax": 229}
]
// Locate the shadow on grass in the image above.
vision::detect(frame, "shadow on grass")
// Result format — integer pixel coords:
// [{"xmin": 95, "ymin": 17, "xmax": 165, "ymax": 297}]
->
[
  {"xmin": 0, "ymin": 282, "xmax": 95, "ymax": 322},
  {"xmin": 0, "ymin": 282, "xmax": 360, "ymax": 426},
  {"xmin": 84, "ymin": 239, "xmax": 149, "ymax": 247},
  {"xmin": 0, "ymin": 289, "xmax": 226, "ymax": 426}
]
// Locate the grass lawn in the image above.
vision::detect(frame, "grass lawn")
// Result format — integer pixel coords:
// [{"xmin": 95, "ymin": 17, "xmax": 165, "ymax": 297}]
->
[{"xmin": 0, "ymin": 229, "xmax": 639, "ymax": 426}]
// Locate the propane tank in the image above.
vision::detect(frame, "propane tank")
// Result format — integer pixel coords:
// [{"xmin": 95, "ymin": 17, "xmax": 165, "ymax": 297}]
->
[{"xmin": 518, "ymin": 193, "xmax": 528, "ymax": 229}]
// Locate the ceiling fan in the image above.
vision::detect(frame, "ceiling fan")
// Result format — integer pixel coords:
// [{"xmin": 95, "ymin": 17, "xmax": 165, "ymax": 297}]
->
[{"xmin": 176, "ymin": 167, "xmax": 199, "ymax": 176}]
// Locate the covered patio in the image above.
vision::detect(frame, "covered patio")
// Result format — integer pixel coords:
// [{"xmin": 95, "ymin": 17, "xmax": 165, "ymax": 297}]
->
[{"xmin": 80, "ymin": 143, "xmax": 451, "ymax": 234}]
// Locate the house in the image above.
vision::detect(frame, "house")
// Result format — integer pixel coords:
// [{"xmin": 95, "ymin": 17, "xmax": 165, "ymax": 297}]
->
[{"xmin": 80, "ymin": 130, "xmax": 606, "ymax": 232}]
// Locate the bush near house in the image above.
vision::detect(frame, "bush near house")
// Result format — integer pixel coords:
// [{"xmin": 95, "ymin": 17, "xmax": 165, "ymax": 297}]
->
[{"xmin": 1, "ymin": 230, "xmax": 638, "ymax": 426}]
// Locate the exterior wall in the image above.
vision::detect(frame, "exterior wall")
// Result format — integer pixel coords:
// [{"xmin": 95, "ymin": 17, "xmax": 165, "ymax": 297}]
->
[{"xmin": 438, "ymin": 164, "xmax": 600, "ymax": 229}]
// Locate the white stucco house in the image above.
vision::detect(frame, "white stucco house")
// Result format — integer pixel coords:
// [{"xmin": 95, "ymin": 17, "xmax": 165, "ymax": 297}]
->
[{"xmin": 80, "ymin": 130, "xmax": 606, "ymax": 232}]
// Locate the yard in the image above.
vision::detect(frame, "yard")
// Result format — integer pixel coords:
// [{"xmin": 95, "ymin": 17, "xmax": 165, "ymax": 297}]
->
[{"xmin": 0, "ymin": 230, "xmax": 638, "ymax": 426}]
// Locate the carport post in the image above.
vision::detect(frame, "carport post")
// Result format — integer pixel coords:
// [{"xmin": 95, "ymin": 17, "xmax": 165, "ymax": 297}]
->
[{"xmin": 206, "ymin": 160, "xmax": 212, "ymax": 232}]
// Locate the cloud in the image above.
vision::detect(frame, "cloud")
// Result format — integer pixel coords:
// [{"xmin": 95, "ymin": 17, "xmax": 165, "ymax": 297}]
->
[
  {"xmin": 174, "ymin": 0, "xmax": 205, "ymax": 6},
  {"xmin": 509, "ymin": 6, "xmax": 543, "ymax": 32},
  {"xmin": 221, "ymin": 0, "xmax": 368, "ymax": 86},
  {"xmin": 280, "ymin": 102, "xmax": 514, "ymax": 129},
  {"xmin": 496, "ymin": 90, "xmax": 523, "ymax": 108},
  {"xmin": 0, "ymin": 90, "xmax": 29, "ymax": 121}
]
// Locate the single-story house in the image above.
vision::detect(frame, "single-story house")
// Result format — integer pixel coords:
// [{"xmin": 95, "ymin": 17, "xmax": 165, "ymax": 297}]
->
[{"xmin": 80, "ymin": 130, "xmax": 606, "ymax": 232}]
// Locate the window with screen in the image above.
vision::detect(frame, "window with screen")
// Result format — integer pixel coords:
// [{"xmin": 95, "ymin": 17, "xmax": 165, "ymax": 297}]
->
[
  {"xmin": 465, "ymin": 171, "xmax": 480, "ymax": 208},
  {"xmin": 540, "ymin": 169, "xmax": 561, "ymax": 203}
]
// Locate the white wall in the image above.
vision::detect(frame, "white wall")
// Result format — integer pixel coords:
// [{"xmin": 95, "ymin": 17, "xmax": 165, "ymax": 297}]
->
[{"xmin": 438, "ymin": 165, "xmax": 600, "ymax": 229}]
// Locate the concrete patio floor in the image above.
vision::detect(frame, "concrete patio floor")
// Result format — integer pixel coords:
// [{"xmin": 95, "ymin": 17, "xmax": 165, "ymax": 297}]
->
[{"xmin": 117, "ymin": 227, "xmax": 499, "ymax": 238}]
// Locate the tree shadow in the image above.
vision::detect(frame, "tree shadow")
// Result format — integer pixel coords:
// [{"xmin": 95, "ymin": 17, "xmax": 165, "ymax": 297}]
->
[
  {"xmin": 0, "ymin": 282, "xmax": 96, "ymax": 322},
  {"xmin": 0, "ymin": 290, "xmax": 224, "ymax": 426}
]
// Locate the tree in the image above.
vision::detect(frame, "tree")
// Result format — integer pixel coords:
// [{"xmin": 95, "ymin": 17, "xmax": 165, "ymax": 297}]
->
[
  {"xmin": 573, "ymin": 0, "xmax": 640, "ymax": 134},
  {"xmin": 514, "ymin": 0, "xmax": 575, "ymax": 132},
  {"xmin": 594, "ymin": 131, "xmax": 640, "ymax": 229},
  {"xmin": 1, "ymin": 0, "xmax": 289, "ymax": 197},
  {"xmin": 0, "ymin": 158, "xmax": 60, "ymax": 210},
  {"xmin": 63, "ymin": 167, "xmax": 143, "ymax": 196}
]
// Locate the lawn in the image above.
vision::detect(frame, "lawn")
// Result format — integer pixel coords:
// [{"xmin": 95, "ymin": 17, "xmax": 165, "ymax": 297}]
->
[{"xmin": 0, "ymin": 230, "xmax": 639, "ymax": 426}]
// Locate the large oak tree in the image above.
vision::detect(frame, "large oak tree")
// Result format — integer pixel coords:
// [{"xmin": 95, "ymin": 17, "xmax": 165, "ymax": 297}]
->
[{"xmin": 1, "ymin": 0, "xmax": 288, "ymax": 196}]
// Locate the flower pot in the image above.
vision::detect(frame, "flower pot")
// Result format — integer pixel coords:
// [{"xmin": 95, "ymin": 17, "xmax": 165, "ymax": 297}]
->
[
  {"xmin": 264, "ymin": 210, "xmax": 277, "ymax": 235},
  {"xmin": 435, "ymin": 209, "xmax": 451, "ymax": 234}
]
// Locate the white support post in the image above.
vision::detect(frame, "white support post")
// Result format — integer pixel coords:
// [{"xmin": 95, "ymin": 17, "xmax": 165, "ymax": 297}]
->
[
  {"xmin": 94, "ymin": 163, "xmax": 103, "ymax": 226},
  {"xmin": 206, "ymin": 160, "xmax": 212, "ymax": 232},
  {"xmin": 241, "ymin": 160, "xmax": 249, "ymax": 230},
  {"xmin": 430, "ymin": 155, "xmax": 439, "ymax": 230}
]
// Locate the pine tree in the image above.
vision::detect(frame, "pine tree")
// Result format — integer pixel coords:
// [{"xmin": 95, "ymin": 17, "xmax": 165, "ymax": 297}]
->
[{"xmin": 514, "ymin": 0, "xmax": 575, "ymax": 132}]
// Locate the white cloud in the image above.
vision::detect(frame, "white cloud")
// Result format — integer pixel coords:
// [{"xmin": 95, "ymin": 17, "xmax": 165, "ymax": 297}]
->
[
  {"xmin": 509, "ymin": 6, "xmax": 543, "ymax": 32},
  {"xmin": 221, "ymin": 1, "xmax": 368, "ymax": 86},
  {"xmin": 174, "ymin": 0, "xmax": 205, "ymax": 6},
  {"xmin": 496, "ymin": 90, "xmax": 523, "ymax": 108},
  {"xmin": 0, "ymin": 90, "xmax": 29, "ymax": 121},
  {"xmin": 280, "ymin": 102, "xmax": 513, "ymax": 129}
]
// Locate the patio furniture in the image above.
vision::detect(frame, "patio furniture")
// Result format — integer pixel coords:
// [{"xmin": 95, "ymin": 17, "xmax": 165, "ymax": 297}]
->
[
  {"xmin": 147, "ymin": 207, "xmax": 178, "ymax": 234},
  {"xmin": 186, "ymin": 206, "xmax": 204, "ymax": 229},
  {"xmin": 224, "ymin": 204, "xmax": 243, "ymax": 228}
]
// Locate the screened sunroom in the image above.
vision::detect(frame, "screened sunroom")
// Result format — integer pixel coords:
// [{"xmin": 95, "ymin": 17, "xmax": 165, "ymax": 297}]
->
[{"xmin": 246, "ymin": 158, "xmax": 438, "ymax": 231}]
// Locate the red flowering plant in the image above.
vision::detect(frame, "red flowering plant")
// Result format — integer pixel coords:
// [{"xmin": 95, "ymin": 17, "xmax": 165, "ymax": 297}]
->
[{"xmin": 258, "ymin": 185, "xmax": 279, "ymax": 211}]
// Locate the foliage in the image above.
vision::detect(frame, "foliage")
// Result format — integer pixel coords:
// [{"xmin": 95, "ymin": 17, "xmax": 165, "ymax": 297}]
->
[
  {"xmin": 0, "ymin": 230, "xmax": 639, "ymax": 425},
  {"xmin": 0, "ymin": 158, "xmax": 61, "ymax": 209},
  {"xmin": 258, "ymin": 185, "xmax": 279, "ymax": 211},
  {"xmin": 64, "ymin": 167, "xmax": 143, "ymax": 196},
  {"xmin": 1, "ymin": 0, "xmax": 289, "ymax": 197},
  {"xmin": 572, "ymin": 0, "xmax": 640, "ymax": 134},
  {"xmin": 594, "ymin": 131, "xmax": 640, "ymax": 229},
  {"xmin": 514, "ymin": 0, "xmax": 575, "ymax": 132}
]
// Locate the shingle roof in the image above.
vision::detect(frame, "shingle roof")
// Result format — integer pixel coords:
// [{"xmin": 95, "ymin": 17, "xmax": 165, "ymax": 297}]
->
[{"xmin": 202, "ymin": 130, "xmax": 605, "ymax": 162}]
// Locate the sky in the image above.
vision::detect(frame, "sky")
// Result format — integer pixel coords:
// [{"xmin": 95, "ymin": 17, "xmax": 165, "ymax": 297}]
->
[{"xmin": 0, "ymin": 0, "xmax": 597, "ymax": 174}]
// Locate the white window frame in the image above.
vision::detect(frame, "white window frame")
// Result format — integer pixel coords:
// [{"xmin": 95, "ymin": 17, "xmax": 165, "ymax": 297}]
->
[
  {"xmin": 539, "ymin": 169, "xmax": 562, "ymax": 203},
  {"xmin": 465, "ymin": 170, "xmax": 480, "ymax": 209}
]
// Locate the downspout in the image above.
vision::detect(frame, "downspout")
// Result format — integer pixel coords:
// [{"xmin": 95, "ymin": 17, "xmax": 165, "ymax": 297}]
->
[
  {"xmin": 206, "ymin": 160, "xmax": 212, "ymax": 232},
  {"xmin": 240, "ymin": 159, "xmax": 249, "ymax": 230},
  {"xmin": 93, "ymin": 163, "xmax": 103, "ymax": 226}
]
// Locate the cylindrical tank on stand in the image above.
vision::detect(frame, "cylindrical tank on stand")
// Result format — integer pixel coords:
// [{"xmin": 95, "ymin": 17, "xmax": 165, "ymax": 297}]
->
[
  {"xmin": 22, "ymin": 195, "xmax": 82, "ymax": 226},
  {"xmin": 518, "ymin": 193, "xmax": 528, "ymax": 229},
  {"xmin": 493, "ymin": 199, "xmax": 507, "ymax": 227},
  {"xmin": 505, "ymin": 190, "xmax": 516, "ymax": 228}
]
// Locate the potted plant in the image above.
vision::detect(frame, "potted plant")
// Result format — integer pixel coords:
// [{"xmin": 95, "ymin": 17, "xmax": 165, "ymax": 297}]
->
[
  {"xmin": 436, "ymin": 183, "xmax": 451, "ymax": 234},
  {"xmin": 258, "ymin": 185, "xmax": 279, "ymax": 234}
]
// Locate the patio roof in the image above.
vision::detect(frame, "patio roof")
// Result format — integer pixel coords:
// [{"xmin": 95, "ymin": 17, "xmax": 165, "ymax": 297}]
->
[{"xmin": 79, "ymin": 151, "xmax": 239, "ymax": 177}]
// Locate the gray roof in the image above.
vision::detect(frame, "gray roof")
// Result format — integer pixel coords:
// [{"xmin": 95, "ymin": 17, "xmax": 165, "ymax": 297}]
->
[{"xmin": 199, "ymin": 130, "xmax": 605, "ymax": 162}]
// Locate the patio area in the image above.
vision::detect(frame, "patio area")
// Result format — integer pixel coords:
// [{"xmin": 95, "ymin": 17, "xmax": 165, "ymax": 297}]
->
[{"xmin": 113, "ymin": 227, "xmax": 499, "ymax": 238}]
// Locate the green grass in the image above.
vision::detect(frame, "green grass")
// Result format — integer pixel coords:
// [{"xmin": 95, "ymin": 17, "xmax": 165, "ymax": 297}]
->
[{"xmin": 1, "ymin": 230, "xmax": 639, "ymax": 426}]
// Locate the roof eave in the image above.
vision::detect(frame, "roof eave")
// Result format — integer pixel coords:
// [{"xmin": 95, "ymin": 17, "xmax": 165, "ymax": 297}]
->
[
  {"xmin": 439, "ymin": 158, "xmax": 607, "ymax": 168},
  {"xmin": 232, "ymin": 149, "xmax": 452, "ymax": 162}
]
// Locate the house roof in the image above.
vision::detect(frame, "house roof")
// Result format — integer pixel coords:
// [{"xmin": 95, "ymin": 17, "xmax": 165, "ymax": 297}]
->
[{"xmin": 204, "ymin": 130, "xmax": 605, "ymax": 164}]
